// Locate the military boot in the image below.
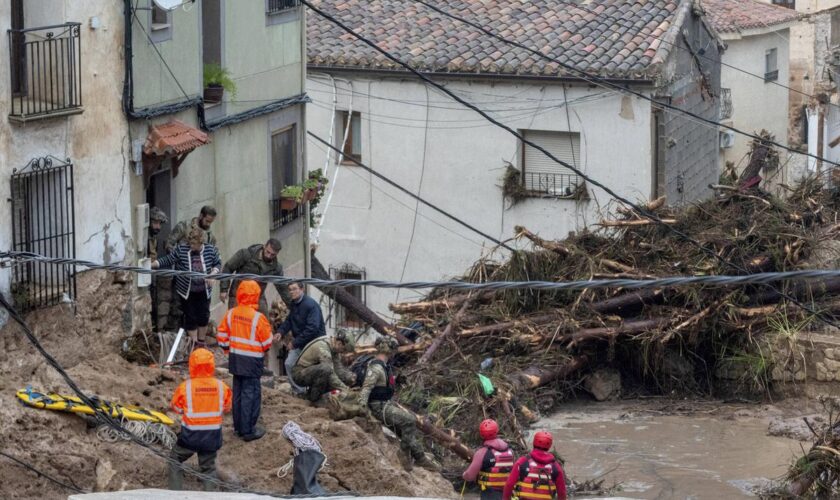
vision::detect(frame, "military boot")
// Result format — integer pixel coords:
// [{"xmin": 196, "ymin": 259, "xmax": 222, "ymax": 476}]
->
[
  {"xmin": 168, "ymin": 463, "xmax": 184, "ymax": 490},
  {"xmin": 414, "ymin": 452, "xmax": 442, "ymax": 472}
]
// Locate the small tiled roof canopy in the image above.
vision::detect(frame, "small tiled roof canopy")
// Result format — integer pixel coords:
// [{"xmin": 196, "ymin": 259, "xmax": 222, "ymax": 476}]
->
[
  {"xmin": 701, "ymin": 0, "xmax": 800, "ymax": 34},
  {"xmin": 142, "ymin": 120, "xmax": 211, "ymax": 186},
  {"xmin": 307, "ymin": 0, "xmax": 686, "ymax": 79}
]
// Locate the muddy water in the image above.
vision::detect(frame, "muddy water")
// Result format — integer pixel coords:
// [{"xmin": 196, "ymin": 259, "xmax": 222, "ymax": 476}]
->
[{"xmin": 538, "ymin": 402, "xmax": 802, "ymax": 499}]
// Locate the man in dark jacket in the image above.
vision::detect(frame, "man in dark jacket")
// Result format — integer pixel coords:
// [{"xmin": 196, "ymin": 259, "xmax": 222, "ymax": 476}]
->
[
  {"xmin": 219, "ymin": 239, "xmax": 290, "ymax": 312},
  {"xmin": 275, "ymin": 282, "xmax": 326, "ymax": 394}
]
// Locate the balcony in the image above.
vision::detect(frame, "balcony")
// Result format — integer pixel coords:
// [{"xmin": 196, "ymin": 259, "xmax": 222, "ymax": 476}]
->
[
  {"xmin": 720, "ymin": 88, "xmax": 733, "ymax": 121},
  {"xmin": 8, "ymin": 22, "xmax": 83, "ymax": 124},
  {"xmin": 270, "ymin": 198, "xmax": 303, "ymax": 230},
  {"xmin": 523, "ymin": 172, "xmax": 583, "ymax": 198},
  {"xmin": 266, "ymin": 0, "xmax": 300, "ymax": 14}
]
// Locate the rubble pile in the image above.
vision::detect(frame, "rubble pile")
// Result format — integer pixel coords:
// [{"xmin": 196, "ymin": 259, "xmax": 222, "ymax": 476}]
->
[{"xmin": 386, "ymin": 173, "xmax": 840, "ymax": 471}]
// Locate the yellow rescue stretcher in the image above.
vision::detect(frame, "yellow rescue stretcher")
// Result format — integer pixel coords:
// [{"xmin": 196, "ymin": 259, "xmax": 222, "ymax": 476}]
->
[{"xmin": 16, "ymin": 387, "xmax": 174, "ymax": 425}]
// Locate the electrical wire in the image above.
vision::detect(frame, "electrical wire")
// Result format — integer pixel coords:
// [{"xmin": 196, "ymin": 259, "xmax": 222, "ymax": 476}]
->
[
  {"xmin": 0, "ymin": 450, "xmax": 86, "ymax": 494},
  {"xmin": 300, "ymin": 0, "xmax": 840, "ymax": 329},
  {"xmin": 6, "ymin": 250, "xmax": 840, "ymax": 292}
]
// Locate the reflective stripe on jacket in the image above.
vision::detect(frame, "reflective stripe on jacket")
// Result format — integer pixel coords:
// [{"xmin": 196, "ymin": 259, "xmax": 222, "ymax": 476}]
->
[
  {"xmin": 170, "ymin": 348, "xmax": 232, "ymax": 452},
  {"xmin": 217, "ymin": 292, "xmax": 272, "ymax": 378},
  {"xmin": 182, "ymin": 379, "xmax": 225, "ymax": 430},
  {"xmin": 478, "ymin": 446, "xmax": 515, "ymax": 491},
  {"xmin": 513, "ymin": 458, "xmax": 559, "ymax": 500}
]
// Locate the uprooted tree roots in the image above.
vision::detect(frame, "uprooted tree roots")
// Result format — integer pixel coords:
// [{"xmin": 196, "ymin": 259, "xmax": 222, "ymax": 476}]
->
[{"xmin": 380, "ymin": 174, "xmax": 840, "ymax": 478}]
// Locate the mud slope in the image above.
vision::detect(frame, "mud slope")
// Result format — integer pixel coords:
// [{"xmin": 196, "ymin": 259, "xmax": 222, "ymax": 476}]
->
[{"xmin": 0, "ymin": 271, "xmax": 454, "ymax": 499}]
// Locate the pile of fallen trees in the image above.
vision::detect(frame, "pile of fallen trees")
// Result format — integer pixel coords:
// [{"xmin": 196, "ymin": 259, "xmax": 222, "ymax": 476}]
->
[{"xmin": 366, "ymin": 169, "xmax": 840, "ymax": 460}]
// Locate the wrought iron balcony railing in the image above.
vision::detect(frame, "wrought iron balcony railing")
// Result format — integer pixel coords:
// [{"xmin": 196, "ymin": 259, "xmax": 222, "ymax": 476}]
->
[
  {"xmin": 8, "ymin": 22, "xmax": 83, "ymax": 123},
  {"xmin": 270, "ymin": 198, "xmax": 303, "ymax": 230},
  {"xmin": 267, "ymin": 0, "xmax": 300, "ymax": 14},
  {"xmin": 524, "ymin": 172, "xmax": 582, "ymax": 198}
]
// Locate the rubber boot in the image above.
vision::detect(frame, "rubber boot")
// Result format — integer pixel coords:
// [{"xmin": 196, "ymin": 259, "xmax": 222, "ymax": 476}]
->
[{"xmin": 168, "ymin": 463, "xmax": 184, "ymax": 491}]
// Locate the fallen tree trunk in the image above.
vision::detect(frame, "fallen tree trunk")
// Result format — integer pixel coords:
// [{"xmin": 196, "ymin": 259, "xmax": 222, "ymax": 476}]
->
[
  {"xmin": 598, "ymin": 218, "xmax": 677, "ymax": 227},
  {"xmin": 512, "ymin": 355, "xmax": 589, "ymax": 390},
  {"xmin": 560, "ymin": 318, "xmax": 670, "ymax": 345},
  {"xmin": 458, "ymin": 313, "xmax": 563, "ymax": 339},
  {"xmin": 748, "ymin": 278, "xmax": 840, "ymax": 305},
  {"xmin": 389, "ymin": 291, "xmax": 492, "ymax": 315},
  {"xmin": 410, "ymin": 411, "xmax": 473, "ymax": 461},
  {"xmin": 418, "ymin": 294, "xmax": 480, "ymax": 364},
  {"xmin": 514, "ymin": 226, "xmax": 571, "ymax": 256},
  {"xmin": 616, "ymin": 196, "xmax": 667, "ymax": 217},
  {"xmin": 311, "ymin": 253, "xmax": 411, "ymax": 345},
  {"xmin": 589, "ymin": 289, "xmax": 665, "ymax": 315}
]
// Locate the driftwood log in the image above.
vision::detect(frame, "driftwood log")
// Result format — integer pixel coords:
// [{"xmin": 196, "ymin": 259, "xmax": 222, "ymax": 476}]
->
[
  {"xmin": 512, "ymin": 355, "xmax": 589, "ymax": 390},
  {"xmin": 410, "ymin": 411, "xmax": 473, "ymax": 461},
  {"xmin": 418, "ymin": 294, "xmax": 481, "ymax": 364}
]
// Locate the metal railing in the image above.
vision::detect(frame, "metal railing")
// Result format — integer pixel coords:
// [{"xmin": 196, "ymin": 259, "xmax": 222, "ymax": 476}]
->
[
  {"xmin": 720, "ymin": 88, "xmax": 733, "ymax": 120},
  {"xmin": 10, "ymin": 156, "xmax": 76, "ymax": 312},
  {"xmin": 270, "ymin": 199, "xmax": 303, "ymax": 230},
  {"xmin": 8, "ymin": 22, "xmax": 82, "ymax": 122},
  {"xmin": 523, "ymin": 172, "xmax": 582, "ymax": 197},
  {"xmin": 266, "ymin": 0, "xmax": 300, "ymax": 14}
]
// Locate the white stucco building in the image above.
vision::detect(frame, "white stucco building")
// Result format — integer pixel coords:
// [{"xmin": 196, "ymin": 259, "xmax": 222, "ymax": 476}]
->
[
  {"xmin": 702, "ymin": 0, "xmax": 799, "ymax": 181},
  {"xmin": 306, "ymin": 0, "xmax": 723, "ymax": 331}
]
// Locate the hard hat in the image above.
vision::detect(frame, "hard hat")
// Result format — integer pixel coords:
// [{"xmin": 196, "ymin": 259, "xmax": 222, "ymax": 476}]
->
[
  {"xmin": 479, "ymin": 419, "xmax": 499, "ymax": 440},
  {"xmin": 149, "ymin": 206, "xmax": 168, "ymax": 223},
  {"xmin": 533, "ymin": 430, "xmax": 553, "ymax": 451}
]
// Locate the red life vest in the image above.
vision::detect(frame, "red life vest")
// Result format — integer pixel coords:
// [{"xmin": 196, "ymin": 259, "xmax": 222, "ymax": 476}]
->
[
  {"xmin": 513, "ymin": 456, "xmax": 561, "ymax": 500},
  {"xmin": 477, "ymin": 445, "xmax": 515, "ymax": 491}
]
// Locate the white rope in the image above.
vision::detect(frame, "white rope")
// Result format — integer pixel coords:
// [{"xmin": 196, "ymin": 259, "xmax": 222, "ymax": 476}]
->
[
  {"xmin": 276, "ymin": 421, "xmax": 328, "ymax": 478},
  {"xmin": 95, "ymin": 418, "xmax": 176, "ymax": 449}
]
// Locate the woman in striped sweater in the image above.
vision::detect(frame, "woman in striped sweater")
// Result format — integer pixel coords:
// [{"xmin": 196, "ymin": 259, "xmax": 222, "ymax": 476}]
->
[{"xmin": 153, "ymin": 225, "xmax": 222, "ymax": 348}]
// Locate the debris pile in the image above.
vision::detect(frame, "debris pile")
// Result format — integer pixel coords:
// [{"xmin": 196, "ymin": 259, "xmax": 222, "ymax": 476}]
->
[{"xmin": 386, "ymin": 173, "xmax": 840, "ymax": 471}]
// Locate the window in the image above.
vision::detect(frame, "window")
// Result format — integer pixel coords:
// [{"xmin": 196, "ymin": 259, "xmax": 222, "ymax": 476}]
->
[
  {"xmin": 270, "ymin": 126, "xmax": 301, "ymax": 229},
  {"xmin": 521, "ymin": 130, "xmax": 583, "ymax": 197},
  {"xmin": 771, "ymin": 0, "xmax": 795, "ymax": 9},
  {"xmin": 266, "ymin": 0, "xmax": 300, "ymax": 14},
  {"xmin": 832, "ymin": 11, "xmax": 840, "ymax": 47},
  {"xmin": 337, "ymin": 111, "xmax": 362, "ymax": 163},
  {"xmin": 765, "ymin": 48, "xmax": 779, "ymax": 82},
  {"xmin": 330, "ymin": 266, "xmax": 366, "ymax": 328},
  {"xmin": 150, "ymin": 3, "xmax": 172, "ymax": 42}
]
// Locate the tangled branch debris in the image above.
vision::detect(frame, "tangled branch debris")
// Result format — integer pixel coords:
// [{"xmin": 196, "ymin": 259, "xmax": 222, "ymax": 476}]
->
[{"xmin": 382, "ymin": 169, "xmax": 840, "ymax": 473}]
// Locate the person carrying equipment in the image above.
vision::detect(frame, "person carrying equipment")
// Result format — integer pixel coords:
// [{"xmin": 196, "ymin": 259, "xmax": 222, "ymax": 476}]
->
[
  {"xmin": 503, "ymin": 431, "xmax": 567, "ymax": 500},
  {"xmin": 169, "ymin": 348, "xmax": 232, "ymax": 491},
  {"xmin": 291, "ymin": 330, "xmax": 356, "ymax": 402},
  {"xmin": 217, "ymin": 280, "xmax": 272, "ymax": 441},
  {"xmin": 357, "ymin": 336, "xmax": 441, "ymax": 472},
  {"xmin": 463, "ymin": 419, "xmax": 515, "ymax": 500}
]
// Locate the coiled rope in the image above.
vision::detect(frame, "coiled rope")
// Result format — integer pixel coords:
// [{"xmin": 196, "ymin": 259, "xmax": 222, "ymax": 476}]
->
[{"xmin": 276, "ymin": 421, "xmax": 328, "ymax": 478}]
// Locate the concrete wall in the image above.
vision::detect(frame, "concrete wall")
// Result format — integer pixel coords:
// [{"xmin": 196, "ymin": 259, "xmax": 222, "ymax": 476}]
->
[
  {"xmin": 720, "ymin": 30, "xmax": 791, "ymax": 171},
  {"xmin": 658, "ymin": 10, "xmax": 722, "ymax": 205},
  {"xmin": 0, "ymin": 1, "xmax": 132, "ymax": 300},
  {"xmin": 130, "ymin": 0, "xmax": 202, "ymax": 108},
  {"xmin": 305, "ymin": 75, "xmax": 654, "ymax": 329}
]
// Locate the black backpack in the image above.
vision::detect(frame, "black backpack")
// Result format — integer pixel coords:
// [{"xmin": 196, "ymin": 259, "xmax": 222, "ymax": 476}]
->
[{"xmin": 349, "ymin": 354, "xmax": 375, "ymax": 388}]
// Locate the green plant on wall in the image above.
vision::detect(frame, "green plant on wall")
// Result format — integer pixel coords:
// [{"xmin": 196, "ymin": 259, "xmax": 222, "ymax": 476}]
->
[
  {"xmin": 280, "ymin": 184, "xmax": 304, "ymax": 202},
  {"xmin": 203, "ymin": 63, "xmax": 237, "ymax": 99}
]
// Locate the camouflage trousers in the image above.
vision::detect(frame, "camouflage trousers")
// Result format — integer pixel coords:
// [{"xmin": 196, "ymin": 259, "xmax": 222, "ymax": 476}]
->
[
  {"xmin": 369, "ymin": 401, "xmax": 425, "ymax": 460},
  {"xmin": 291, "ymin": 364, "xmax": 335, "ymax": 402},
  {"xmin": 154, "ymin": 276, "xmax": 182, "ymax": 332}
]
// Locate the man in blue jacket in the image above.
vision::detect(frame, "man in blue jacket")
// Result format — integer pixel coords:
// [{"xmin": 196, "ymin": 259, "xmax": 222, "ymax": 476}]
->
[{"xmin": 275, "ymin": 281, "xmax": 326, "ymax": 394}]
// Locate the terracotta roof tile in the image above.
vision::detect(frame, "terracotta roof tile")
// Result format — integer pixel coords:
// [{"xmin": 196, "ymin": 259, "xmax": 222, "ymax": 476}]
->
[
  {"xmin": 143, "ymin": 120, "xmax": 210, "ymax": 157},
  {"xmin": 701, "ymin": 0, "xmax": 800, "ymax": 34},
  {"xmin": 307, "ymin": 0, "xmax": 686, "ymax": 79}
]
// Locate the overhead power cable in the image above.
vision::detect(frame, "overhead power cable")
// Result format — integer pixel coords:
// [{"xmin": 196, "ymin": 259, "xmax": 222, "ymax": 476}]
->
[
  {"xmin": 409, "ymin": 0, "xmax": 836, "ymax": 168},
  {"xmin": 0, "ymin": 292, "xmax": 355, "ymax": 498},
  {"xmin": 0, "ymin": 450, "xmax": 86, "ymax": 494},
  {"xmin": 6, "ymin": 250, "xmax": 840, "ymax": 292},
  {"xmin": 299, "ymin": 0, "xmax": 840, "ymax": 330}
]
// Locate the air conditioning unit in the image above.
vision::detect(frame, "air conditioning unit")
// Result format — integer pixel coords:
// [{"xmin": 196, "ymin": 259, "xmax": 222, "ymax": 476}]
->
[{"xmin": 720, "ymin": 130, "xmax": 736, "ymax": 149}]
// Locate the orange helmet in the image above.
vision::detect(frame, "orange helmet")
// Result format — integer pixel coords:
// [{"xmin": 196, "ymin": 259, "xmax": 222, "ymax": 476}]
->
[
  {"xmin": 479, "ymin": 419, "xmax": 499, "ymax": 440},
  {"xmin": 533, "ymin": 430, "xmax": 553, "ymax": 451}
]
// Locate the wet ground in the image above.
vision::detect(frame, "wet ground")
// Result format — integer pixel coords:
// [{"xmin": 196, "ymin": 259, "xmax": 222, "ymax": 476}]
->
[{"xmin": 538, "ymin": 400, "xmax": 808, "ymax": 499}]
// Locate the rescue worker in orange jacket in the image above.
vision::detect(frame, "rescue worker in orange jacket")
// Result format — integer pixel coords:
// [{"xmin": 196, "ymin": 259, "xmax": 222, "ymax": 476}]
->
[
  {"xmin": 463, "ymin": 419, "xmax": 515, "ymax": 500},
  {"xmin": 502, "ymin": 431, "xmax": 567, "ymax": 500},
  {"xmin": 169, "ymin": 348, "xmax": 232, "ymax": 491},
  {"xmin": 216, "ymin": 280, "xmax": 272, "ymax": 441}
]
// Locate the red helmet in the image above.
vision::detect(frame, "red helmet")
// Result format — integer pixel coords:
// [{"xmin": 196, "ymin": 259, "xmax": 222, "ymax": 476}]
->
[
  {"xmin": 479, "ymin": 419, "xmax": 499, "ymax": 440},
  {"xmin": 533, "ymin": 431, "xmax": 553, "ymax": 450}
]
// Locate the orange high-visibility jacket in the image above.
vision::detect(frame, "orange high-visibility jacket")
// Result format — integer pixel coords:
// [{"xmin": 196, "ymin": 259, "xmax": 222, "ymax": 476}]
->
[
  {"xmin": 171, "ymin": 348, "xmax": 232, "ymax": 451},
  {"xmin": 217, "ymin": 280, "xmax": 272, "ymax": 377}
]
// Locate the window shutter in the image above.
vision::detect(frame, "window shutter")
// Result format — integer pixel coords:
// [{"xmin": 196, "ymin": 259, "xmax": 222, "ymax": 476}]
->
[{"xmin": 522, "ymin": 130, "xmax": 582, "ymax": 196}]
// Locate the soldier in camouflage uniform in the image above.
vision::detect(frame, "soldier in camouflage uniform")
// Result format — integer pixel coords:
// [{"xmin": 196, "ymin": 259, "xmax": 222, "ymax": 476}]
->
[
  {"xmin": 148, "ymin": 207, "xmax": 168, "ymax": 331},
  {"xmin": 291, "ymin": 330, "xmax": 356, "ymax": 402},
  {"xmin": 358, "ymin": 337, "xmax": 441, "ymax": 472},
  {"xmin": 160, "ymin": 206, "xmax": 217, "ymax": 331},
  {"xmin": 220, "ymin": 239, "xmax": 291, "ymax": 314}
]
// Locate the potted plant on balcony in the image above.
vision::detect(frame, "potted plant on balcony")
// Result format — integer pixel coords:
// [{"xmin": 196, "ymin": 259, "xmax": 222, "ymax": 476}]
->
[
  {"xmin": 203, "ymin": 63, "xmax": 237, "ymax": 104},
  {"xmin": 279, "ymin": 185, "xmax": 304, "ymax": 210}
]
